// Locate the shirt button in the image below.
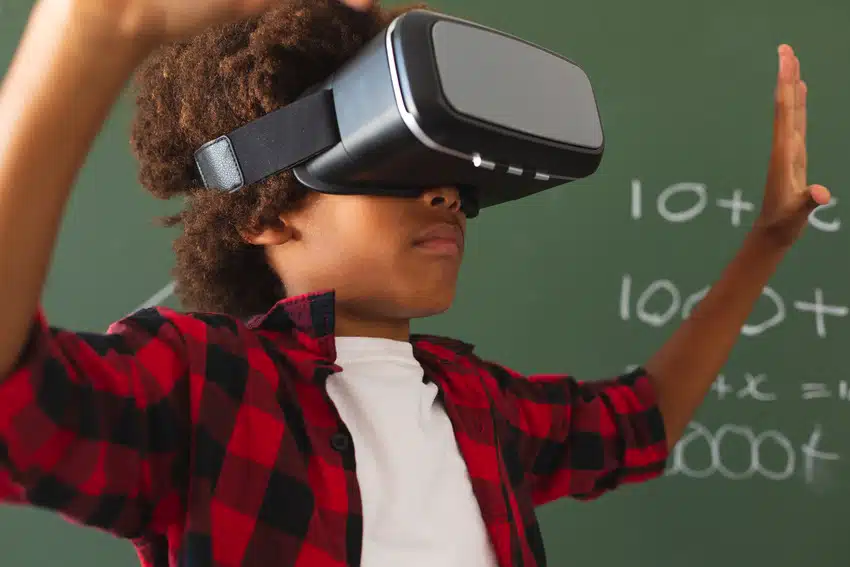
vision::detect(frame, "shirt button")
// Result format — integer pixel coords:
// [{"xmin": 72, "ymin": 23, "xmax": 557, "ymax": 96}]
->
[{"xmin": 330, "ymin": 432, "xmax": 351, "ymax": 452}]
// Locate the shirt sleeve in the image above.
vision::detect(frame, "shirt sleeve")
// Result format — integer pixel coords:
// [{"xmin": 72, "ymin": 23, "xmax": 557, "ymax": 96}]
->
[
  {"xmin": 483, "ymin": 361, "xmax": 669, "ymax": 504},
  {"xmin": 0, "ymin": 307, "xmax": 192, "ymax": 538}
]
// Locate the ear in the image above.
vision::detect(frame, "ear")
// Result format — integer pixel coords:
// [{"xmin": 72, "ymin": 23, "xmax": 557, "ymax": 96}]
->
[{"xmin": 240, "ymin": 217, "xmax": 294, "ymax": 246}]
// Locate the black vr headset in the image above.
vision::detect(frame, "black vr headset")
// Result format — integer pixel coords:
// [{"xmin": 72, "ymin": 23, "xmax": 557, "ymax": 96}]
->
[{"xmin": 193, "ymin": 9, "xmax": 604, "ymax": 218}]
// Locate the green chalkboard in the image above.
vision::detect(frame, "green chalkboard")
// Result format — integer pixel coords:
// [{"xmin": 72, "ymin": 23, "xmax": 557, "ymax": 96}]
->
[{"xmin": 2, "ymin": 0, "xmax": 849, "ymax": 566}]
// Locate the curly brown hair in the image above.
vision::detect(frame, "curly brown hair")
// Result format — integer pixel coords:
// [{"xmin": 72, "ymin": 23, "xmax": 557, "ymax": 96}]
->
[{"xmin": 129, "ymin": 0, "xmax": 422, "ymax": 318}]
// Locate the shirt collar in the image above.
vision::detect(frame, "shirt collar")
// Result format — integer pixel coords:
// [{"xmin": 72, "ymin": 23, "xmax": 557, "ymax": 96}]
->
[{"xmin": 245, "ymin": 290, "xmax": 475, "ymax": 379}]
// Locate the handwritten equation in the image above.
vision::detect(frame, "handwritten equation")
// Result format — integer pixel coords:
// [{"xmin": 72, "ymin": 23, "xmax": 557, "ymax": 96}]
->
[
  {"xmin": 624, "ymin": 366, "xmax": 850, "ymax": 403},
  {"xmin": 666, "ymin": 422, "xmax": 837, "ymax": 483},
  {"xmin": 619, "ymin": 275, "xmax": 848, "ymax": 339},
  {"xmin": 630, "ymin": 179, "xmax": 841, "ymax": 232},
  {"xmin": 623, "ymin": 179, "xmax": 845, "ymax": 486}
]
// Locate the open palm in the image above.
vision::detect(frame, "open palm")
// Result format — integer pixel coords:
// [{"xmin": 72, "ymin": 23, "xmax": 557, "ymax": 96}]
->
[{"xmin": 756, "ymin": 44, "xmax": 831, "ymax": 245}]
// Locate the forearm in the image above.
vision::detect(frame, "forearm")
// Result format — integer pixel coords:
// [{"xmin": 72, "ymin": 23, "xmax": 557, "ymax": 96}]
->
[
  {"xmin": 644, "ymin": 228, "xmax": 789, "ymax": 447},
  {"xmin": 0, "ymin": 0, "xmax": 148, "ymax": 377}
]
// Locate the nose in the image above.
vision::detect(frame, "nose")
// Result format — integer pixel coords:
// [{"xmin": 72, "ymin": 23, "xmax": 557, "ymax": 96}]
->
[{"xmin": 420, "ymin": 186, "xmax": 462, "ymax": 213}]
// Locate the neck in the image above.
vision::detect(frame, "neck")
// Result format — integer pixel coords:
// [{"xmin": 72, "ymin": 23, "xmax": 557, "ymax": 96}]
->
[{"xmin": 334, "ymin": 308, "xmax": 411, "ymax": 342}]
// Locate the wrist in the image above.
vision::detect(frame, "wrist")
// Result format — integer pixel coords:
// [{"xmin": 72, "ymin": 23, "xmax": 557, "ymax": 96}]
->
[
  {"xmin": 746, "ymin": 222, "xmax": 797, "ymax": 255},
  {"xmin": 36, "ymin": 0, "xmax": 157, "ymax": 64}
]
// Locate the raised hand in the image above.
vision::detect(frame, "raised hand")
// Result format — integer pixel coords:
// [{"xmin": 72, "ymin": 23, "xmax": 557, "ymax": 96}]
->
[{"xmin": 754, "ymin": 44, "xmax": 831, "ymax": 246}]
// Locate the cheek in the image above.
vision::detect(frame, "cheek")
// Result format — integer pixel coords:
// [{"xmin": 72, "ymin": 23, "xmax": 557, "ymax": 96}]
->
[
  {"xmin": 339, "ymin": 212, "xmax": 404, "ymax": 261},
  {"xmin": 299, "ymin": 199, "xmax": 460, "ymax": 311},
  {"xmin": 308, "ymin": 208, "xmax": 405, "ymax": 279},
  {"xmin": 336, "ymin": 206, "xmax": 461, "ymax": 287}
]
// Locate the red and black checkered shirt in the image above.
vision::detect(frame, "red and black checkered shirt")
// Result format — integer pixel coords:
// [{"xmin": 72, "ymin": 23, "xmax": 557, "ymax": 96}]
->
[{"xmin": 0, "ymin": 290, "xmax": 668, "ymax": 567}]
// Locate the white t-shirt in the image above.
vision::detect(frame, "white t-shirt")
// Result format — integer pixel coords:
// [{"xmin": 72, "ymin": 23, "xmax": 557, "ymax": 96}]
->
[{"xmin": 326, "ymin": 336, "xmax": 499, "ymax": 567}]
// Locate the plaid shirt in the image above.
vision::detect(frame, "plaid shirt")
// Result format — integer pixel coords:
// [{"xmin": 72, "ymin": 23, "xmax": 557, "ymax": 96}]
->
[{"xmin": 0, "ymin": 290, "xmax": 668, "ymax": 567}]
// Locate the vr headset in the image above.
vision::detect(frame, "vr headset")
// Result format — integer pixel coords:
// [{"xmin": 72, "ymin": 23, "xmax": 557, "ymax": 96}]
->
[{"xmin": 193, "ymin": 9, "xmax": 604, "ymax": 218}]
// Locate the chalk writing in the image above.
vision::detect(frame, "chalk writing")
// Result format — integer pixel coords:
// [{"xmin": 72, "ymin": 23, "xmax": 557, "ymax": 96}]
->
[
  {"xmin": 711, "ymin": 375, "xmax": 735, "ymax": 400},
  {"xmin": 667, "ymin": 422, "xmax": 839, "ymax": 483},
  {"xmin": 130, "ymin": 281, "xmax": 176, "ymax": 315},
  {"xmin": 630, "ymin": 179, "xmax": 840, "ymax": 232},
  {"xmin": 617, "ymin": 274, "xmax": 785, "ymax": 334},
  {"xmin": 619, "ymin": 274, "xmax": 846, "ymax": 339},
  {"xmin": 736, "ymin": 373, "xmax": 775, "ymax": 401},
  {"xmin": 626, "ymin": 369, "xmax": 850, "ymax": 403},
  {"xmin": 801, "ymin": 381, "xmax": 850, "ymax": 401},
  {"xmin": 716, "ymin": 189, "xmax": 756, "ymax": 227},
  {"xmin": 808, "ymin": 198, "xmax": 841, "ymax": 232},
  {"xmin": 793, "ymin": 288, "xmax": 849, "ymax": 338},
  {"xmin": 710, "ymin": 374, "xmax": 776, "ymax": 401},
  {"xmin": 801, "ymin": 383, "xmax": 831, "ymax": 400}
]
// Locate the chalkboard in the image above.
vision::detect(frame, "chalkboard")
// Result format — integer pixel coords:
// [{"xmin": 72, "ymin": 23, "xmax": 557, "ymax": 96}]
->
[{"xmin": 2, "ymin": 0, "xmax": 849, "ymax": 566}]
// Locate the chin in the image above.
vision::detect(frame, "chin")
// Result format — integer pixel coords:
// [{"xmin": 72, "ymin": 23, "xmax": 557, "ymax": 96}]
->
[
  {"xmin": 402, "ymin": 288, "xmax": 457, "ymax": 319},
  {"xmin": 335, "ymin": 283, "xmax": 456, "ymax": 321}
]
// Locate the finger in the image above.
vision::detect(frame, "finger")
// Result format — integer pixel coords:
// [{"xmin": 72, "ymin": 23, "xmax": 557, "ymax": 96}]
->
[
  {"xmin": 791, "ymin": 49, "xmax": 800, "ymax": 83},
  {"xmin": 808, "ymin": 184, "xmax": 831, "ymax": 207},
  {"xmin": 796, "ymin": 80, "xmax": 807, "ymax": 143},
  {"xmin": 774, "ymin": 45, "xmax": 796, "ymax": 140},
  {"xmin": 791, "ymin": 54, "xmax": 801, "ymax": 128}
]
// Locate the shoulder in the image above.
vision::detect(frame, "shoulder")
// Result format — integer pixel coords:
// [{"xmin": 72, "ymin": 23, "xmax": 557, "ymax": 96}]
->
[
  {"xmin": 105, "ymin": 306, "xmax": 316, "ymax": 389},
  {"xmin": 104, "ymin": 306, "xmax": 294, "ymax": 355},
  {"xmin": 106, "ymin": 305, "xmax": 246, "ymax": 337},
  {"xmin": 411, "ymin": 332, "xmax": 475, "ymax": 360},
  {"xmin": 411, "ymin": 333, "xmax": 524, "ymax": 382}
]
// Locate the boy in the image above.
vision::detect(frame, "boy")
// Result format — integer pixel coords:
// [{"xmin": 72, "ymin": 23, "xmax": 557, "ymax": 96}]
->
[{"xmin": 0, "ymin": 0, "xmax": 829, "ymax": 566}]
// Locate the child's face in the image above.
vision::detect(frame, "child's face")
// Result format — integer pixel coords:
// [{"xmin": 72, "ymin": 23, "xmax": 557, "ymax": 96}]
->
[{"xmin": 262, "ymin": 186, "xmax": 467, "ymax": 332}]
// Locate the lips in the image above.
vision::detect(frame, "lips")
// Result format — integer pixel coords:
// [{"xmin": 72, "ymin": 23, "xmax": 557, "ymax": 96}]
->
[{"xmin": 413, "ymin": 222, "xmax": 464, "ymax": 255}]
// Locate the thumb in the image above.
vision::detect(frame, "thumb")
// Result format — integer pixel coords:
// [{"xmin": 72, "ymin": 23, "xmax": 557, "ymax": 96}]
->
[{"xmin": 805, "ymin": 184, "xmax": 831, "ymax": 211}]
